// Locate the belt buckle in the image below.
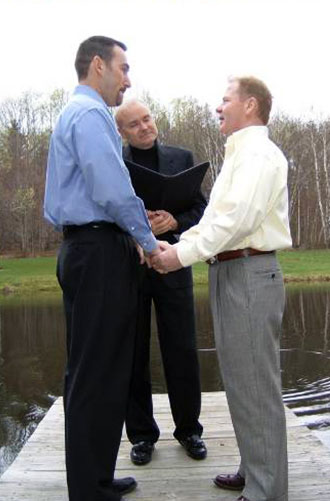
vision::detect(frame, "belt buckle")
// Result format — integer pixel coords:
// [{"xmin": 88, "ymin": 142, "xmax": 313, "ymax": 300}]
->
[{"xmin": 207, "ymin": 256, "xmax": 217, "ymax": 265}]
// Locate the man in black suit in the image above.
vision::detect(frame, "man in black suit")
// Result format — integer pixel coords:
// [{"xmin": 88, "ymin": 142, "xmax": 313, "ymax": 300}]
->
[{"xmin": 115, "ymin": 100, "xmax": 207, "ymax": 465}]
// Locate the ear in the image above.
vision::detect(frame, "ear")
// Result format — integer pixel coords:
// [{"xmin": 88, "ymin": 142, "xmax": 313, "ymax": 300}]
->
[
  {"xmin": 117, "ymin": 125, "xmax": 127, "ymax": 140},
  {"xmin": 245, "ymin": 96, "xmax": 258, "ymax": 117},
  {"xmin": 91, "ymin": 55, "xmax": 104, "ymax": 76}
]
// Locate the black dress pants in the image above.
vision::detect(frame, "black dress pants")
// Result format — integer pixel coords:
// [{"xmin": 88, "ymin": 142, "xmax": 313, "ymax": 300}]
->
[
  {"xmin": 125, "ymin": 266, "xmax": 203, "ymax": 444},
  {"xmin": 57, "ymin": 225, "xmax": 138, "ymax": 501}
]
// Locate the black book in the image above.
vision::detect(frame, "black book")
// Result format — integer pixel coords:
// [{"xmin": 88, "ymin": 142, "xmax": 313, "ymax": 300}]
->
[{"xmin": 125, "ymin": 160, "xmax": 209, "ymax": 214}]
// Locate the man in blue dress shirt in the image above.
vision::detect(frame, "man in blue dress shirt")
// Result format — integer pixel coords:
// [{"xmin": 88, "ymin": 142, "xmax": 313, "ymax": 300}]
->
[{"xmin": 44, "ymin": 36, "xmax": 160, "ymax": 501}]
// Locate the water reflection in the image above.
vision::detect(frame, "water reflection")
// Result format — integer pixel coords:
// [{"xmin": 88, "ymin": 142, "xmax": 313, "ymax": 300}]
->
[
  {"xmin": 281, "ymin": 285, "xmax": 330, "ymax": 447},
  {"xmin": 0, "ymin": 296, "xmax": 65, "ymax": 473},
  {"xmin": 0, "ymin": 284, "xmax": 330, "ymax": 475}
]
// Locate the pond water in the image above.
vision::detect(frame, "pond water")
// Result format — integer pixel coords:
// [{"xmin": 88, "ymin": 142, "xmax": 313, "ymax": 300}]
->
[{"xmin": 0, "ymin": 284, "xmax": 329, "ymax": 475}]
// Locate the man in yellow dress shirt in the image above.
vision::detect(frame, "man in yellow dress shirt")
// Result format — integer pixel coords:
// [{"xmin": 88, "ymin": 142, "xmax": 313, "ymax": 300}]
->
[{"xmin": 152, "ymin": 76, "xmax": 291, "ymax": 501}]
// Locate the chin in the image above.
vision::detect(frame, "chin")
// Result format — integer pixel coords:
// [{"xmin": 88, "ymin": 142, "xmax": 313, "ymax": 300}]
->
[
  {"xmin": 220, "ymin": 123, "xmax": 231, "ymax": 136},
  {"xmin": 138, "ymin": 137, "xmax": 155, "ymax": 149},
  {"xmin": 140, "ymin": 142, "xmax": 155, "ymax": 150}
]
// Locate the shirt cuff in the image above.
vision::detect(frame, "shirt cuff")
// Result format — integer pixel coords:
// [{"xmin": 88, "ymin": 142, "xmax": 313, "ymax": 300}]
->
[
  {"xmin": 140, "ymin": 233, "xmax": 158, "ymax": 253},
  {"xmin": 175, "ymin": 240, "xmax": 200, "ymax": 267}
]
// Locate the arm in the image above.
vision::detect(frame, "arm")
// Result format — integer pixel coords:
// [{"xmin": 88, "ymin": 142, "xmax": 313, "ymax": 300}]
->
[
  {"xmin": 74, "ymin": 108, "xmax": 157, "ymax": 252},
  {"xmin": 176, "ymin": 150, "xmax": 285, "ymax": 267}
]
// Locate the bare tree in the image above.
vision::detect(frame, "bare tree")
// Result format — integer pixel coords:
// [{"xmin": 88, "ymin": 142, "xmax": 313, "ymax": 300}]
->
[{"xmin": 1, "ymin": 90, "xmax": 330, "ymax": 252}]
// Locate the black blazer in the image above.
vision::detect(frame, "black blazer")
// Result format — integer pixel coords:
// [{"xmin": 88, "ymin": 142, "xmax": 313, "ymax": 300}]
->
[{"xmin": 123, "ymin": 143, "xmax": 207, "ymax": 243}]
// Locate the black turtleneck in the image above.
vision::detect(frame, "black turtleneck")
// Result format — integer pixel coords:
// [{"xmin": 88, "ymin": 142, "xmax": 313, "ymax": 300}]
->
[{"xmin": 130, "ymin": 141, "xmax": 159, "ymax": 172}]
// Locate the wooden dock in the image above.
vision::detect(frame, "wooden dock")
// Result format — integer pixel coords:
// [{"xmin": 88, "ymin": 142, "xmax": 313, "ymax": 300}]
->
[{"xmin": 1, "ymin": 392, "xmax": 330, "ymax": 500}]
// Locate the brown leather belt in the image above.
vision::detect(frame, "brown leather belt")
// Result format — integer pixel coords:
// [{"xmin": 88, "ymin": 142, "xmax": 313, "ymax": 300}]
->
[{"xmin": 206, "ymin": 248, "xmax": 275, "ymax": 264}]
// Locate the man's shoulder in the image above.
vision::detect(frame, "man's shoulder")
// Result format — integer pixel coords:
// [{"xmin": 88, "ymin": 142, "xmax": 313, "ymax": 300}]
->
[
  {"xmin": 57, "ymin": 93, "xmax": 113, "ymax": 133},
  {"xmin": 70, "ymin": 92, "xmax": 107, "ymax": 115},
  {"xmin": 243, "ymin": 133, "xmax": 286, "ymax": 158},
  {"xmin": 263, "ymin": 137, "xmax": 287, "ymax": 164},
  {"xmin": 243, "ymin": 137, "xmax": 288, "ymax": 173}
]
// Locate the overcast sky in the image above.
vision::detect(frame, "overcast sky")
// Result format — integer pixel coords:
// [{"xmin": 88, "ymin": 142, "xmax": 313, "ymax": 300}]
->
[{"xmin": 1, "ymin": 0, "xmax": 330, "ymax": 118}]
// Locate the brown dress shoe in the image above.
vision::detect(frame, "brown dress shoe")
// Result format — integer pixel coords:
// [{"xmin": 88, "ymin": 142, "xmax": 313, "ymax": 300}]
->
[{"xmin": 213, "ymin": 472, "xmax": 245, "ymax": 491}]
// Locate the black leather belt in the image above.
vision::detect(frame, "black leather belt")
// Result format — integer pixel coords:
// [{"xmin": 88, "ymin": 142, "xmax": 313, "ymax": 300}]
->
[
  {"xmin": 207, "ymin": 248, "xmax": 275, "ymax": 264},
  {"xmin": 63, "ymin": 221, "xmax": 123, "ymax": 238}
]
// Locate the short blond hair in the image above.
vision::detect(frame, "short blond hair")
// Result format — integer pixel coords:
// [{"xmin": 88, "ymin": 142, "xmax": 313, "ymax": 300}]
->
[{"xmin": 231, "ymin": 76, "xmax": 272, "ymax": 124}]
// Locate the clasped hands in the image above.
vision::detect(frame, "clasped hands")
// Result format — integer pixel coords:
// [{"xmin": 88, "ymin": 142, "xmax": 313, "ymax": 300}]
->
[
  {"xmin": 135, "ymin": 240, "xmax": 181, "ymax": 273},
  {"xmin": 148, "ymin": 241, "xmax": 182, "ymax": 273}
]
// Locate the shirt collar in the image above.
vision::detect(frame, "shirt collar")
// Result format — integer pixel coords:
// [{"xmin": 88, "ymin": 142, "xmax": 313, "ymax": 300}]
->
[
  {"xmin": 73, "ymin": 84, "xmax": 108, "ymax": 108},
  {"xmin": 225, "ymin": 125, "xmax": 269, "ymax": 155}
]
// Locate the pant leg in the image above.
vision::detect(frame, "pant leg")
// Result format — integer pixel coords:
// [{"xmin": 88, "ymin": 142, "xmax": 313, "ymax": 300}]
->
[
  {"xmin": 125, "ymin": 266, "xmax": 160, "ymax": 444},
  {"xmin": 57, "ymin": 227, "xmax": 138, "ymax": 501},
  {"xmin": 209, "ymin": 254, "xmax": 288, "ymax": 501},
  {"xmin": 152, "ymin": 269, "xmax": 203, "ymax": 441}
]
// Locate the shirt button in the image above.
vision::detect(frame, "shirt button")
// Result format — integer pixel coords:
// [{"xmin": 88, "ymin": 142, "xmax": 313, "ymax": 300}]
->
[{"xmin": 131, "ymin": 226, "xmax": 135, "ymax": 231}]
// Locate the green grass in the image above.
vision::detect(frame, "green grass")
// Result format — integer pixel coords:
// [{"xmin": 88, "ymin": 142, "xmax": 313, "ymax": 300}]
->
[
  {"xmin": 277, "ymin": 249, "xmax": 330, "ymax": 279},
  {"xmin": 0, "ymin": 249, "xmax": 330, "ymax": 294},
  {"xmin": 193, "ymin": 249, "xmax": 330, "ymax": 285},
  {"xmin": 0, "ymin": 256, "xmax": 58, "ymax": 293}
]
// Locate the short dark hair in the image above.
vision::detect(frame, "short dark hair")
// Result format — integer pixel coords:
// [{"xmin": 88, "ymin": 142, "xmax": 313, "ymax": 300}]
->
[
  {"xmin": 233, "ymin": 76, "xmax": 272, "ymax": 124},
  {"xmin": 75, "ymin": 36, "xmax": 127, "ymax": 80}
]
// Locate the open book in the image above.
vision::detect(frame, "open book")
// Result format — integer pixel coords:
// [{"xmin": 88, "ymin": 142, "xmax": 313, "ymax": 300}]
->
[{"xmin": 125, "ymin": 160, "xmax": 209, "ymax": 214}]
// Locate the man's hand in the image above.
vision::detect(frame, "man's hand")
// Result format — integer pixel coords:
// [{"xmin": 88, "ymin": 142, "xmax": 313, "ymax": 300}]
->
[
  {"xmin": 151, "ymin": 245, "xmax": 183, "ymax": 273},
  {"xmin": 134, "ymin": 242, "xmax": 145, "ymax": 264},
  {"xmin": 144, "ymin": 241, "xmax": 170, "ymax": 269},
  {"xmin": 147, "ymin": 210, "xmax": 178, "ymax": 235}
]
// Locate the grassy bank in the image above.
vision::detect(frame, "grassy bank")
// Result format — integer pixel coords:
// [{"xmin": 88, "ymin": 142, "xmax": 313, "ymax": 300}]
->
[
  {"xmin": 193, "ymin": 249, "xmax": 330, "ymax": 285},
  {"xmin": 0, "ymin": 249, "xmax": 330, "ymax": 294},
  {"xmin": 0, "ymin": 256, "xmax": 58, "ymax": 294}
]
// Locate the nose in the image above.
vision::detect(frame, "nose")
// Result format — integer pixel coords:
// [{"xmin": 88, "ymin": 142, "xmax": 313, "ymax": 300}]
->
[
  {"xmin": 140, "ymin": 121, "xmax": 148, "ymax": 130},
  {"xmin": 216, "ymin": 104, "xmax": 222, "ymax": 114},
  {"xmin": 125, "ymin": 75, "xmax": 131, "ymax": 89}
]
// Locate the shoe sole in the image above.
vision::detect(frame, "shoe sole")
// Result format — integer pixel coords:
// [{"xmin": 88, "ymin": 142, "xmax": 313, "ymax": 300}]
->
[
  {"xmin": 130, "ymin": 457, "xmax": 152, "ymax": 466},
  {"xmin": 213, "ymin": 478, "xmax": 245, "ymax": 491},
  {"xmin": 187, "ymin": 451, "xmax": 207, "ymax": 460},
  {"xmin": 119, "ymin": 482, "xmax": 137, "ymax": 494},
  {"xmin": 130, "ymin": 451, "xmax": 154, "ymax": 466}
]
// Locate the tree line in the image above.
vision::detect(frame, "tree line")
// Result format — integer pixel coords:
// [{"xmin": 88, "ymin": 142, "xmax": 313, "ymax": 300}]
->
[{"xmin": 0, "ymin": 90, "xmax": 329, "ymax": 254}]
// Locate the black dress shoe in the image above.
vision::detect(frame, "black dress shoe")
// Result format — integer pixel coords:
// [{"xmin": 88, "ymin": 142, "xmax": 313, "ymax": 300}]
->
[
  {"xmin": 213, "ymin": 472, "xmax": 245, "ymax": 491},
  {"xmin": 98, "ymin": 477, "xmax": 137, "ymax": 499},
  {"xmin": 130, "ymin": 441, "xmax": 155, "ymax": 465},
  {"xmin": 111, "ymin": 477, "xmax": 137, "ymax": 494},
  {"xmin": 179, "ymin": 434, "xmax": 207, "ymax": 459}
]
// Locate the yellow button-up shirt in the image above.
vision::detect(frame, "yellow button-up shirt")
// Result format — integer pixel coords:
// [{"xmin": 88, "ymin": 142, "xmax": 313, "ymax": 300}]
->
[{"xmin": 176, "ymin": 125, "xmax": 292, "ymax": 267}]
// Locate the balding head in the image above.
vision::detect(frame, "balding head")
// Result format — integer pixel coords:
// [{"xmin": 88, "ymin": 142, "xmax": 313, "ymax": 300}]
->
[{"xmin": 115, "ymin": 99, "xmax": 158, "ymax": 149}]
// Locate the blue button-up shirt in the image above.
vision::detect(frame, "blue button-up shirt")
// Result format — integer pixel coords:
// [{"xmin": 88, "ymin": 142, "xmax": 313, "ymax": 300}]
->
[{"xmin": 44, "ymin": 85, "xmax": 157, "ymax": 252}]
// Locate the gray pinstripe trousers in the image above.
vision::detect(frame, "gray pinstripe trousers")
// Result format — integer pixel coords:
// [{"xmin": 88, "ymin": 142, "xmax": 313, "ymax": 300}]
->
[{"xmin": 209, "ymin": 253, "xmax": 288, "ymax": 501}]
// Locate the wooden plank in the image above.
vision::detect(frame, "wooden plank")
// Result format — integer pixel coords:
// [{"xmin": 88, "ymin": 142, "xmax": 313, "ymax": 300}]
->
[{"xmin": 0, "ymin": 392, "xmax": 330, "ymax": 500}]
